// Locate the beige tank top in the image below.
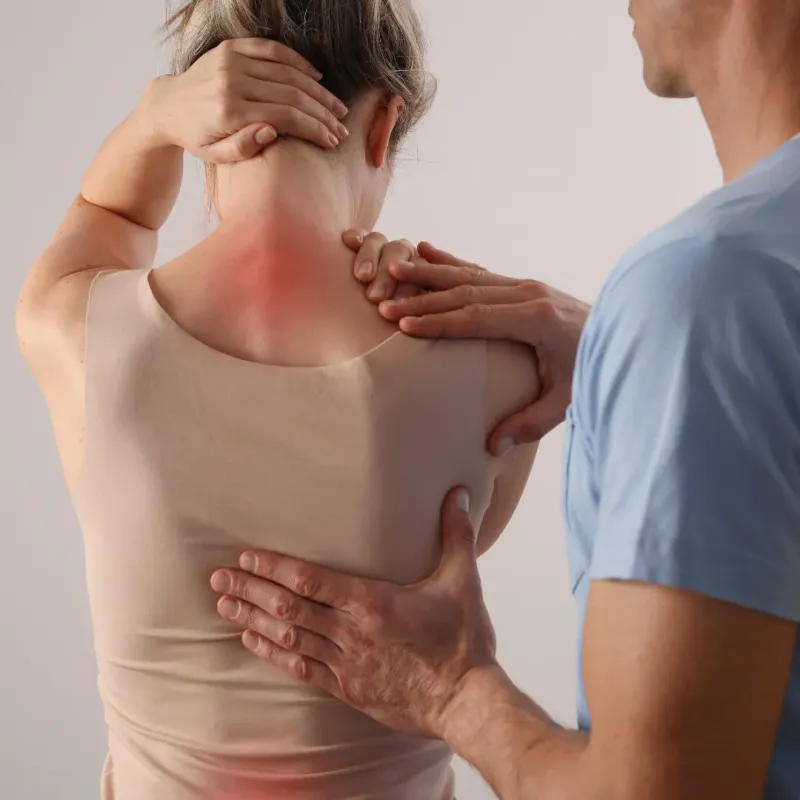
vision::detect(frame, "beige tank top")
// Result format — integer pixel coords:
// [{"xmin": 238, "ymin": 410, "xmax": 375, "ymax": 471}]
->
[{"xmin": 74, "ymin": 268, "xmax": 532, "ymax": 800}]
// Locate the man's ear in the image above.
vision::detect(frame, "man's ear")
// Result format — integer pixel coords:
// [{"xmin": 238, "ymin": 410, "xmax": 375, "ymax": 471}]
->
[{"xmin": 366, "ymin": 95, "xmax": 405, "ymax": 168}]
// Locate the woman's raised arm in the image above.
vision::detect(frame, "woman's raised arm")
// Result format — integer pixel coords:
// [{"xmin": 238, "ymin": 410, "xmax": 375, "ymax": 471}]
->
[{"xmin": 16, "ymin": 38, "xmax": 348, "ymax": 381}]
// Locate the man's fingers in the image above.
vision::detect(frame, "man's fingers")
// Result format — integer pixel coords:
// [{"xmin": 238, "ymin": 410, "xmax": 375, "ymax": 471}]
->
[
  {"xmin": 350, "ymin": 232, "xmax": 417, "ymax": 302},
  {"xmin": 210, "ymin": 568, "xmax": 342, "ymax": 639},
  {"xmin": 489, "ymin": 387, "xmax": 571, "ymax": 449},
  {"xmin": 242, "ymin": 632, "xmax": 343, "ymax": 697},
  {"xmin": 237, "ymin": 550, "xmax": 370, "ymax": 614},
  {"xmin": 231, "ymin": 38, "xmax": 323, "ymax": 80},
  {"xmin": 388, "ymin": 260, "xmax": 517, "ymax": 292},
  {"xmin": 417, "ymin": 242, "xmax": 477, "ymax": 269},
  {"xmin": 217, "ymin": 595, "xmax": 342, "ymax": 665},
  {"xmin": 350, "ymin": 232, "xmax": 388, "ymax": 283},
  {"xmin": 379, "ymin": 284, "xmax": 530, "ymax": 322},
  {"xmin": 365, "ymin": 239, "xmax": 417, "ymax": 302},
  {"xmin": 398, "ymin": 302, "xmax": 537, "ymax": 345},
  {"xmin": 343, "ymin": 228, "xmax": 369, "ymax": 253},
  {"xmin": 367, "ymin": 276, "xmax": 397, "ymax": 303},
  {"xmin": 392, "ymin": 283, "xmax": 421, "ymax": 302},
  {"xmin": 202, "ymin": 123, "xmax": 276, "ymax": 164}
]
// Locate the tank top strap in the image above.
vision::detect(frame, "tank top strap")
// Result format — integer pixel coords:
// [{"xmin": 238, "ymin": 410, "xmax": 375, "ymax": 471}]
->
[{"xmin": 85, "ymin": 268, "xmax": 158, "ymax": 357}]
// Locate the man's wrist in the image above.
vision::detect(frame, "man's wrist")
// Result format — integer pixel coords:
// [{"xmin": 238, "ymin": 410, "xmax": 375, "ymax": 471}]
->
[
  {"xmin": 441, "ymin": 665, "xmax": 578, "ymax": 800},
  {"xmin": 441, "ymin": 665, "xmax": 535, "ymax": 757}
]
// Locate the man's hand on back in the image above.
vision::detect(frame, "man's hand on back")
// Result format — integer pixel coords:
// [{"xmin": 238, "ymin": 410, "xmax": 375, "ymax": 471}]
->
[
  {"xmin": 211, "ymin": 489, "xmax": 501, "ymax": 741},
  {"xmin": 344, "ymin": 231, "xmax": 591, "ymax": 449}
]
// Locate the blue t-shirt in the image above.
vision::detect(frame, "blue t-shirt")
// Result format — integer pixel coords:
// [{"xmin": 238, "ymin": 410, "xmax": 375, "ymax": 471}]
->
[{"xmin": 566, "ymin": 136, "xmax": 800, "ymax": 798}]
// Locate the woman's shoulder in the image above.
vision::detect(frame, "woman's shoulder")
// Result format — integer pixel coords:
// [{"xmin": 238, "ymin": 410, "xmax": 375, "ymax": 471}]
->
[
  {"xmin": 409, "ymin": 337, "xmax": 539, "ymax": 430},
  {"xmin": 484, "ymin": 340, "xmax": 541, "ymax": 431},
  {"xmin": 17, "ymin": 267, "xmax": 132, "ymax": 389}
]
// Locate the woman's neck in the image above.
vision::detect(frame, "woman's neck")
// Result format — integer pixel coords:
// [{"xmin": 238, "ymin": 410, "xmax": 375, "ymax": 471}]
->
[
  {"xmin": 216, "ymin": 142, "xmax": 375, "ymax": 246},
  {"xmin": 175, "ymin": 144, "xmax": 384, "ymax": 334},
  {"xmin": 155, "ymin": 144, "xmax": 396, "ymax": 366}
]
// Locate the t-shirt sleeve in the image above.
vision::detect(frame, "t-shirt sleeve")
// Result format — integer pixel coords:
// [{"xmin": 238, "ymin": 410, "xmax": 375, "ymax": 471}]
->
[{"xmin": 584, "ymin": 236, "xmax": 800, "ymax": 622}]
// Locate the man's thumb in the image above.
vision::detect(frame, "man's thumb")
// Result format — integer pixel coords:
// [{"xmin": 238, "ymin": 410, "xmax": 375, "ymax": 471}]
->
[
  {"xmin": 203, "ymin": 124, "xmax": 277, "ymax": 165},
  {"xmin": 434, "ymin": 488, "xmax": 478, "ymax": 581},
  {"xmin": 490, "ymin": 391, "xmax": 568, "ymax": 453},
  {"xmin": 342, "ymin": 229, "xmax": 368, "ymax": 251}
]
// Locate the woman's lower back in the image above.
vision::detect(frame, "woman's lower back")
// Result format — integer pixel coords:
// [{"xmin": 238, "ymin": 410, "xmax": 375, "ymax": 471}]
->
[{"xmin": 76, "ymin": 269, "xmax": 504, "ymax": 798}]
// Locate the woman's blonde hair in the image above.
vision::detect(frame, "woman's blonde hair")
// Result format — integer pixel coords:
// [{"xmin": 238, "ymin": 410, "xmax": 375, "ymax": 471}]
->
[{"xmin": 165, "ymin": 0, "xmax": 436, "ymax": 149}]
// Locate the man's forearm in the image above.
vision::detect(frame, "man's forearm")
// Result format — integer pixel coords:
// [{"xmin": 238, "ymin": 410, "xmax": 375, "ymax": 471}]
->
[
  {"xmin": 80, "ymin": 79, "xmax": 183, "ymax": 231},
  {"xmin": 443, "ymin": 666, "xmax": 589, "ymax": 800}
]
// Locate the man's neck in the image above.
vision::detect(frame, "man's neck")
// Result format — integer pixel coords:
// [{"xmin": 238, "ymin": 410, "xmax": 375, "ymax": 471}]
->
[{"xmin": 695, "ymin": 16, "xmax": 800, "ymax": 182}]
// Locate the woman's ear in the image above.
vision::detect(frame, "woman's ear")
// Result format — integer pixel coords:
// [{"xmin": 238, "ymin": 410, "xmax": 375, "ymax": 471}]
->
[{"xmin": 366, "ymin": 96, "xmax": 405, "ymax": 168}]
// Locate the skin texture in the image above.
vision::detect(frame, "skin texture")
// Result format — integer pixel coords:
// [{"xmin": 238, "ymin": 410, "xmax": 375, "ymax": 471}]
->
[{"xmin": 211, "ymin": 2, "xmax": 800, "ymax": 798}]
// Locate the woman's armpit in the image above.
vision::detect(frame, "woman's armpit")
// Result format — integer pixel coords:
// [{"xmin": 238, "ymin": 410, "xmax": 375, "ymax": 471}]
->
[{"xmin": 484, "ymin": 339, "xmax": 541, "ymax": 438}]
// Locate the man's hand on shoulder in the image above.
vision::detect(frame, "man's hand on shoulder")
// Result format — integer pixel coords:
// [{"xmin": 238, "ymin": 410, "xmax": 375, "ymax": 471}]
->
[{"xmin": 343, "ymin": 230, "xmax": 591, "ymax": 447}]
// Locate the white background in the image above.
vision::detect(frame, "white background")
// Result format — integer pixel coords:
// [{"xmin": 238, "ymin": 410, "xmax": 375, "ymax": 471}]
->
[{"xmin": 0, "ymin": 2, "xmax": 721, "ymax": 797}]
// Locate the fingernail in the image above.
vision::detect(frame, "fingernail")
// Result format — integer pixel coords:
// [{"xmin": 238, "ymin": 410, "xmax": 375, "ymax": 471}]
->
[
  {"xmin": 368, "ymin": 282, "xmax": 386, "ymax": 301},
  {"xmin": 328, "ymin": 134, "xmax": 340, "ymax": 148},
  {"xmin": 457, "ymin": 490, "xmax": 471, "ymax": 514},
  {"xmin": 243, "ymin": 631, "xmax": 260, "ymax": 651},
  {"xmin": 311, "ymin": 68, "xmax": 324, "ymax": 80},
  {"xmin": 333, "ymin": 99, "xmax": 348, "ymax": 118},
  {"xmin": 218, "ymin": 597, "xmax": 240, "ymax": 619},
  {"xmin": 211, "ymin": 571, "xmax": 233, "ymax": 595},
  {"xmin": 255, "ymin": 126, "xmax": 275, "ymax": 145},
  {"xmin": 399, "ymin": 317, "xmax": 421, "ymax": 331},
  {"xmin": 337, "ymin": 122, "xmax": 350, "ymax": 139},
  {"xmin": 497, "ymin": 437, "xmax": 516, "ymax": 457},
  {"xmin": 356, "ymin": 262, "xmax": 375, "ymax": 280},
  {"xmin": 390, "ymin": 261, "xmax": 413, "ymax": 278},
  {"xmin": 240, "ymin": 553, "xmax": 257, "ymax": 573},
  {"xmin": 380, "ymin": 299, "xmax": 398, "ymax": 311}
]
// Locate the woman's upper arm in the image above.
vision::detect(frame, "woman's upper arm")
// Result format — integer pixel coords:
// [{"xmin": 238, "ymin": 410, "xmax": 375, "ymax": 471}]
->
[
  {"xmin": 477, "ymin": 443, "xmax": 538, "ymax": 555},
  {"xmin": 477, "ymin": 341, "xmax": 541, "ymax": 555},
  {"xmin": 17, "ymin": 195, "xmax": 154, "ymax": 381}
]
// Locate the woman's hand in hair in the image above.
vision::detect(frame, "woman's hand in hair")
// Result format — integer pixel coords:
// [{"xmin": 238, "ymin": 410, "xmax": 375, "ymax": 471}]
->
[
  {"xmin": 346, "ymin": 234, "xmax": 591, "ymax": 446},
  {"xmin": 143, "ymin": 38, "xmax": 350, "ymax": 163}
]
